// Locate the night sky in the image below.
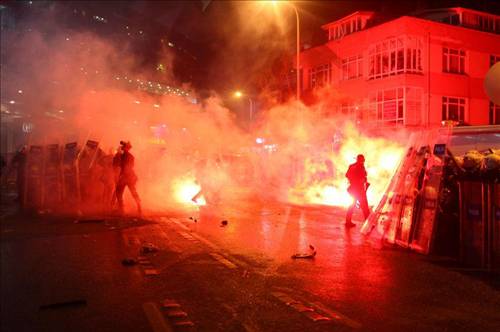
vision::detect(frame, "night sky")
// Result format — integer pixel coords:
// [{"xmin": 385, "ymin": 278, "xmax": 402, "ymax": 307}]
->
[{"xmin": 2, "ymin": 0, "xmax": 499, "ymax": 95}]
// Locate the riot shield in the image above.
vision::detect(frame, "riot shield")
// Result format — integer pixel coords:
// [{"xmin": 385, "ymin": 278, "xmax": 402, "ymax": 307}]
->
[
  {"xmin": 43, "ymin": 144, "xmax": 62, "ymax": 210},
  {"xmin": 78, "ymin": 140, "xmax": 103, "ymax": 209},
  {"xmin": 410, "ymin": 128, "xmax": 452, "ymax": 254},
  {"xmin": 62, "ymin": 142, "xmax": 80, "ymax": 206},
  {"xmin": 24, "ymin": 145, "xmax": 44, "ymax": 210},
  {"xmin": 394, "ymin": 146, "xmax": 430, "ymax": 247}
]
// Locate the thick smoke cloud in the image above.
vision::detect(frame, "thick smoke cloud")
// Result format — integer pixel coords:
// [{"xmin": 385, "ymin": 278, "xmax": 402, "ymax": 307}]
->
[{"xmin": 1, "ymin": 3, "xmax": 408, "ymax": 214}]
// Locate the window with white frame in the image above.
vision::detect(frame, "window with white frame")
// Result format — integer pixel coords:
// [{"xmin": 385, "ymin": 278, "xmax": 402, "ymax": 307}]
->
[
  {"xmin": 370, "ymin": 88, "xmax": 405, "ymax": 124},
  {"xmin": 442, "ymin": 96, "xmax": 466, "ymax": 122},
  {"xmin": 443, "ymin": 48, "xmax": 466, "ymax": 74},
  {"xmin": 368, "ymin": 36, "xmax": 423, "ymax": 80},
  {"xmin": 369, "ymin": 87, "xmax": 423, "ymax": 125},
  {"xmin": 491, "ymin": 54, "xmax": 500, "ymax": 67},
  {"xmin": 340, "ymin": 103, "xmax": 360, "ymax": 116},
  {"xmin": 490, "ymin": 102, "xmax": 500, "ymax": 125},
  {"xmin": 308, "ymin": 64, "xmax": 330, "ymax": 89},
  {"xmin": 342, "ymin": 55, "xmax": 363, "ymax": 80}
]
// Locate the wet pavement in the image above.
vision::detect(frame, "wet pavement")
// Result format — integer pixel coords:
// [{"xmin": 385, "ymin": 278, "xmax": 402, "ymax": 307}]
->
[{"xmin": 2, "ymin": 199, "xmax": 500, "ymax": 331}]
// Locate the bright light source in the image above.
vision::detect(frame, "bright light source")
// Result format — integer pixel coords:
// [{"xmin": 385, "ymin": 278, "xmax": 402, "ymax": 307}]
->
[
  {"xmin": 256, "ymin": 137, "xmax": 265, "ymax": 144},
  {"xmin": 9, "ymin": 100, "xmax": 15, "ymax": 104},
  {"xmin": 18, "ymin": 90, "xmax": 23, "ymax": 94},
  {"xmin": 134, "ymin": 100, "xmax": 140, "ymax": 104},
  {"xmin": 233, "ymin": 90, "xmax": 243, "ymax": 98},
  {"xmin": 153, "ymin": 104, "xmax": 160, "ymax": 108}
]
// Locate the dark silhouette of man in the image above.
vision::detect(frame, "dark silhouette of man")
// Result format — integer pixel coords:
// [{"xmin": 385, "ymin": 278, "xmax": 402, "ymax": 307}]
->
[
  {"xmin": 345, "ymin": 154, "xmax": 370, "ymax": 228},
  {"xmin": 115, "ymin": 141, "xmax": 141, "ymax": 215}
]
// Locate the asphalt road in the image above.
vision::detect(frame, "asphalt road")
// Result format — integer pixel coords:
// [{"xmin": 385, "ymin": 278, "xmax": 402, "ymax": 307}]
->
[{"xmin": 2, "ymin": 199, "xmax": 500, "ymax": 332}]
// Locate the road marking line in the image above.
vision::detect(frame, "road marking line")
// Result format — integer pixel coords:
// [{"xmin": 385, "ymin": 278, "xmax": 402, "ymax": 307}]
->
[
  {"xmin": 142, "ymin": 302, "xmax": 174, "ymax": 332},
  {"xmin": 188, "ymin": 232, "xmax": 219, "ymax": 250},
  {"xmin": 153, "ymin": 225, "xmax": 182, "ymax": 252},
  {"xmin": 209, "ymin": 253, "xmax": 237, "ymax": 269},
  {"xmin": 179, "ymin": 231, "xmax": 196, "ymax": 241},
  {"xmin": 168, "ymin": 218, "xmax": 190, "ymax": 231},
  {"xmin": 309, "ymin": 301, "xmax": 362, "ymax": 329}
]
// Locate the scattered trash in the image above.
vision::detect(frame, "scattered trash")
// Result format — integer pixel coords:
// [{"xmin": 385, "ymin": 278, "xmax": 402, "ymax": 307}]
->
[
  {"xmin": 121, "ymin": 258, "xmax": 137, "ymax": 266},
  {"xmin": 220, "ymin": 220, "xmax": 228, "ymax": 227},
  {"xmin": 290, "ymin": 302, "xmax": 315, "ymax": 312},
  {"xmin": 291, "ymin": 245, "xmax": 317, "ymax": 259},
  {"xmin": 39, "ymin": 299, "xmax": 87, "ymax": 310},
  {"xmin": 166, "ymin": 310, "xmax": 188, "ymax": 318},
  {"xmin": 141, "ymin": 243, "xmax": 159, "ymax": 254},
  {"xmin": 162, "ymin": 299, "xmax": 181, "ymax": 309},
  {"xmin": 74, "ymin": 219, "xmax": 105, "ymax": 224},
  {"xmin": 144, "ymin": 268, "xmax": 160, "ymax": 276},
  {"xmin": 306, "ymin": 311, "xmax": 332, "ymax": 322}
]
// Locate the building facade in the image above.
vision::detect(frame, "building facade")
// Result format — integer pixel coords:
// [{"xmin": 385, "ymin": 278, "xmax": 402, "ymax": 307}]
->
[{"xmin": 299, "ymin": 8, "xmax": 500, "ymax": 127}]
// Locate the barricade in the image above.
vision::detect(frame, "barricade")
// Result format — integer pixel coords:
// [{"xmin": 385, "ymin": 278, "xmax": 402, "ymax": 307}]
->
[
  {"xmin": 458, "ymin": 181, "xmax": 487, "ymax": 268},
  {"xmin": 488, "ymin": 183, "xmax": 500, "ymax": 269}
]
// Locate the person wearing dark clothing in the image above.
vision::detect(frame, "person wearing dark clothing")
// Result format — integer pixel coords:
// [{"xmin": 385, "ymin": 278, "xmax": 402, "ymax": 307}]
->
[
  {"xmin": 115, "ymin": 141, "xmax": 141, "ymax": 215},
  {"xmin": 345, "ymin": 154, "xmax": 370, "ymax": 227},
  {"xmin": 10, "ymin": 146, "xmax": 27, "ymax": 206}
]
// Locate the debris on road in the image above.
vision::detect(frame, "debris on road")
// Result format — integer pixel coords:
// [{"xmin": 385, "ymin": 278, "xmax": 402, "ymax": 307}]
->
[
  {"xmin": 144, "ymin": 268, "xmax": 159, "ymax": 276},
  {"xmin": 121, "ymin": 258, "xmax": 137, "ymax": 266},
  {"xmin": 291, "ymin": 245, "xmax": 317, "ymax": 259},
  {"xmin": 162, "ymin": 299, "xmax": 181, "ymax": 309},
  {"xmin": 220, "ymin": 220, "xmax": 228, "ymax": 227},
  {"xmin": 39, "ymin": 299, "xmax": 87, "ymax": 310},
  {"xmin": 141, "ymin": 243, "xmax": 159, "ymax": 254}
]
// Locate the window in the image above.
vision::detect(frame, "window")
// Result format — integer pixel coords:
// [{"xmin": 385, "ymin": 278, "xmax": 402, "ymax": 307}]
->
[
  {"xmin": 342, "ymin": 55, "xmax": 363, "ymax": 80},
  {"xmin": 308, "ymin": 64, "xmax": 330, "ymax": 89},
  {"xmin": 490, "ymin": 102, "xmax": 500, "ymax": 125},
  {"xmin": 368, "ymin": 36, "xmax": 423, "ymax": 79},
  {"xmin": 491, "ymin": 55, "xmax": 500, "ymax": 67},
  {"xmin": 443, "ymin": 48, "xmax": 466, "ymax": 74},
  {"xmin": 369, "ymin": 87, "xmax": 423, "ymax": 125},
  {"xmin": 442, "ymin": 97, "xmax": 466, "ymax": 123},
  {"xmin": 462, "ymin": 12, "xmax": 498, "ymax": 33},
  {"xmin": 340, "ymin": 103, "xmax": 360, "ymax": 116}
]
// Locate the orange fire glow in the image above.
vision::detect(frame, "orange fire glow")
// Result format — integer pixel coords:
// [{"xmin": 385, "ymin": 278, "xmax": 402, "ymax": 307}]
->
[
  {"xmin": 172, "ymin": 175, "xmax": 206, "ymax": 206},
  {"xmin": 288, "ymin": 129, "xmax": 405, "ymax": 208}
]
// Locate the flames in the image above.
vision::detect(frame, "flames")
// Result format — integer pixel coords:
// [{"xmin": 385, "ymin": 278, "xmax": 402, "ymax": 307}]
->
[
  {"xmin": 172, "ymin": 174, "xmax": 206, "ymax": 206},
  {"xmin": 288, "ymin": 129, "xmax": 405, "ymax": 208},
  {"xmin": 170, "ymin": 124, "xmax": 405, "ymax": 210}
]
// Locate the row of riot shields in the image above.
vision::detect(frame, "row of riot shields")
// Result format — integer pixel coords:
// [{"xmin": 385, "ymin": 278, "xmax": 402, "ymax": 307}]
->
[
  {"xmin": 363, "ymin": 127, "xmax": 500, "ymax": 270},
  {"xmin": 22, "ymin": 140, "xmax": 106, "ymax": 213},
  {"xmin": 361, "ymin": 128, "xmax": 452, "ymax": 255}
]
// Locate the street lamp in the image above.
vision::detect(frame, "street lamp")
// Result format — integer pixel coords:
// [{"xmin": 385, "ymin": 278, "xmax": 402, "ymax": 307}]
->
[
  {"xmin": 268, "ymin": 1, "xmax": 300, "ymax": 101},
  {"xmin": 233, "ymin": 90, "xmax": 254, "ymax": 123}
]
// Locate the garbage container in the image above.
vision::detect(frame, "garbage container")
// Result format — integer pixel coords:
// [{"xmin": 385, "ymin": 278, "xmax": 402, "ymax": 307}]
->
[
  {"xmin": 489, "ymin": 183, "xmax": 500, "ymax": 269},
  {"xmin": 459, "ymin": 181, "xmax": 487, "ymax": 268}
]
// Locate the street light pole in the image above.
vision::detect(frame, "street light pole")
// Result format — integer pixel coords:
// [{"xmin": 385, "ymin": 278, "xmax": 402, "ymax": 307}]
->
[{"xmin": 292, "ymin": 4, "xmax": 300, "ymax": 101}]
